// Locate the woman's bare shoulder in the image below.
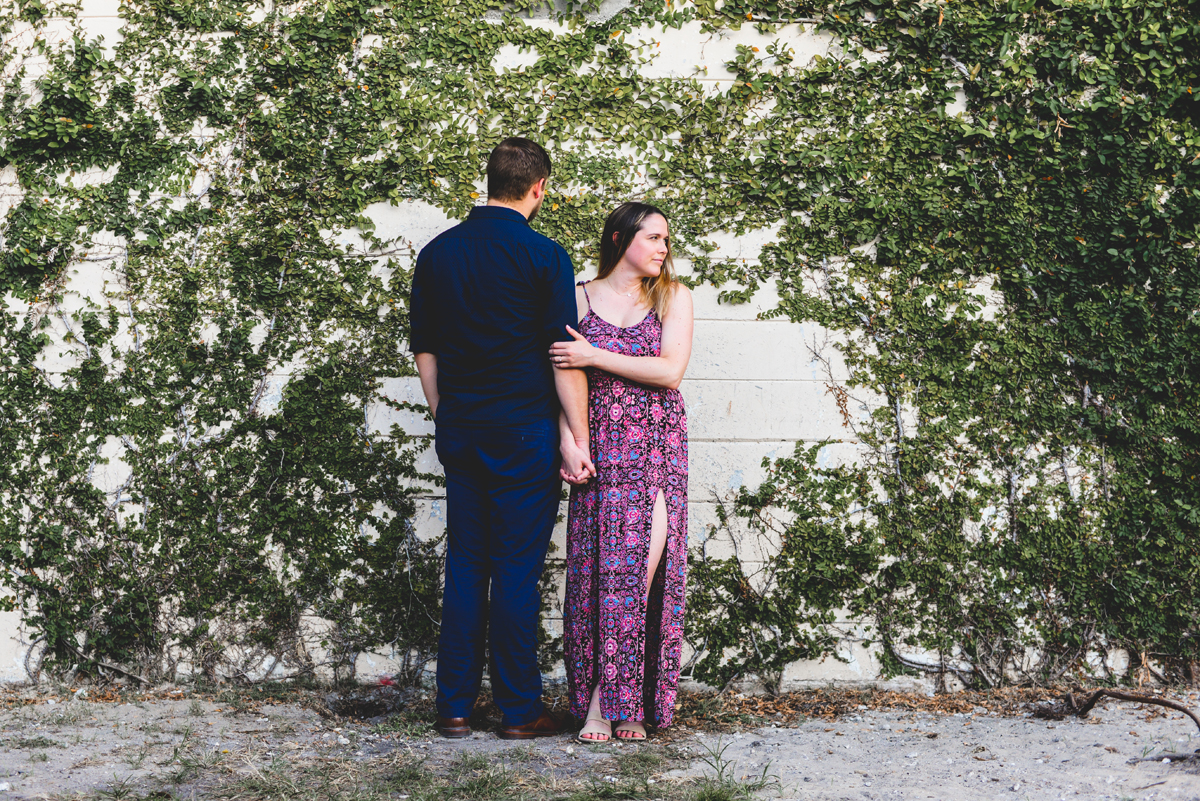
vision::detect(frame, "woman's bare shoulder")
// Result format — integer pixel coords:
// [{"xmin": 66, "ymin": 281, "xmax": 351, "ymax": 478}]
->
[
  {"xmin": 574, "ymin": 282, "xmax": 590, "ymax": 322},
  {"xmin": 669, "ymin": 282, "xmax": 693, "ymax": 310},
  {"xmin": 660, "ymin": 281, "xmax": 693, "ymax": 326}
]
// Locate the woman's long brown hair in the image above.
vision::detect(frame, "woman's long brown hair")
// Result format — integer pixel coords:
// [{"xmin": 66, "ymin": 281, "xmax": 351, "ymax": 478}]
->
[{"xmin": 596, "ymin": 202, "xmax": 677, "ymax": 320}]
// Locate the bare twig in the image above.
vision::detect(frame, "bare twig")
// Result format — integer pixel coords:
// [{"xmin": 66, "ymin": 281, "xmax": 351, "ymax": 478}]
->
[
  {"xmin": 1036, "ymin": 688, "xmax": 1200, "ymax": 734},
  {"xmin": 1127, "ymin": 753, "xmax": 1199, "ymax": 765}
]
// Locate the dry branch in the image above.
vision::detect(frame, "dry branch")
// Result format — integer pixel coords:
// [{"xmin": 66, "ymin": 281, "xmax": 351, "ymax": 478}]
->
[
  {"xmin": 1127, "ymin": 752, "xmax": 1200, "ymax": 765},
  {"xmin": 1034, "ymin": 688, "xmax": 1200, "ymax": 734}
]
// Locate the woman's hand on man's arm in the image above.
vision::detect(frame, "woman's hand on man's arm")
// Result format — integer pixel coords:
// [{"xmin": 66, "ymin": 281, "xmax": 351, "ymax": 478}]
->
[
  {"xmin": 549, "ymin": 286, "xmax": 693, "ymax": 390},
  {"xmin": 548, "ymin": 326, "xmax": 599, "ymax": 369}
]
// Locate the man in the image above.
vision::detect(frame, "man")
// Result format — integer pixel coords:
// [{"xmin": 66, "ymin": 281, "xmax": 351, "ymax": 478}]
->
[{"xmin": 410, "ymin": 137, "xmax": 593, "ymax": 740}]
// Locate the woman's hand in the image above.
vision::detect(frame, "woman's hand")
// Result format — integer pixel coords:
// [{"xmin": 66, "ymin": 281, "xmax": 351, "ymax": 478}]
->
[
  {"xmin": 560, "ymin": 437, "xmax": 595, "ymax": 485},
  {"xmin": 549, "ymin": 327, "xmax": 598, "ymax": 370}
]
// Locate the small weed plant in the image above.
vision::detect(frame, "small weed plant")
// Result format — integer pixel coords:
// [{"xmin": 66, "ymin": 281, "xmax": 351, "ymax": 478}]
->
[{"xmin": 690, "ymin": 739, "xmax": 779, "ymax": 801}]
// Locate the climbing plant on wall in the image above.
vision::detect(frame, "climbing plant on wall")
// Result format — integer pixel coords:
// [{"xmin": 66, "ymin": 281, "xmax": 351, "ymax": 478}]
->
[
  {"xmin": 0, "ymin": 0, "xmax": 1196, "ymax": 687},
  {"xmin": 682, "ymin": 0, "xmax": 1200, "ymax": 688}
]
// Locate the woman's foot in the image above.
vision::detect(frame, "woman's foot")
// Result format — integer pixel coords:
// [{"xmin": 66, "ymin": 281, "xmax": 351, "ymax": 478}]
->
[
  {"xmin": 577, "ymin": 716, "xmax": 612, "ymax": 742},
  {"xmin": 614, "ymin": 721, "xmax": 647, "ymax": 740},
  {"xmin": 578, "ymin": 684, "xmax": 611, "ymax": 742}
]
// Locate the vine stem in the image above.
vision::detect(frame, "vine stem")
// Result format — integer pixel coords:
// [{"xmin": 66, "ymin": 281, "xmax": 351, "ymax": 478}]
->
[{"xmin": 65, "ymin": 644, "xmax": 151, "ymax": 685}]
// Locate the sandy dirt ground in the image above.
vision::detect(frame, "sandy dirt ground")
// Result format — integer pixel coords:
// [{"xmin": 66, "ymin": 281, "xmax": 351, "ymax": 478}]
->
[
  {"xmin": 0, "ymin": 686, "xmax": 1197, "ymax": 800},
  {"xmin": 669, "ymin": 701, "xmax": 1200, "ymax": 800}
]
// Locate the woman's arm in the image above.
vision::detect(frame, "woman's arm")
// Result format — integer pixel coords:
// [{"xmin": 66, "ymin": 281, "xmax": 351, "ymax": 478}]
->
[{"xmin": 550, "ymin": 285, "xmax": 693, "ymax": 390}]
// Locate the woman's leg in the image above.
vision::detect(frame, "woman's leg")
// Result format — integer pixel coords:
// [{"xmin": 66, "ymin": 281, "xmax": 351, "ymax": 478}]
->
[
  {"xmin": 615, "ymin": 490, "xmax": 669, "ymax": 740},
  {"xmin": 643, "ymin": 490, "xmax": 669, "ymax": 603}
]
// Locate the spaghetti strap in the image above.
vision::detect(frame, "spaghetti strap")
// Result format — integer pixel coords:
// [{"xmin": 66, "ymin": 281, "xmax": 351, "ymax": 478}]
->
[{"xmin": 578, "ymin": 280, "xmax": 593, "ymax": 311}]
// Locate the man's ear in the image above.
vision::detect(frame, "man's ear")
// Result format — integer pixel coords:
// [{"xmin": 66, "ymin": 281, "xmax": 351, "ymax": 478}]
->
[{"xmin": 531, "ymin": 177, "xmax": 547, "ymax": 200}]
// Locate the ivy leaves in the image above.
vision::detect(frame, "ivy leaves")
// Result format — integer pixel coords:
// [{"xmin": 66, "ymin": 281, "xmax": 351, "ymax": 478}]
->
[{"xmin": 681, "ymin": 0, "xmax": 1200, "ymax": 687}]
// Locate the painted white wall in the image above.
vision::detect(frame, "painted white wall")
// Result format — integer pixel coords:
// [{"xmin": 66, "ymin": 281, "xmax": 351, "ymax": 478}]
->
[{"xmin": 0, "ymin": 1, "xmax": 939, "ymax": 691}]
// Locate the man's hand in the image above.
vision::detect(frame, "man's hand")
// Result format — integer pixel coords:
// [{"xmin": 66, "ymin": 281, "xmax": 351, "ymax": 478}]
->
[{"xmin": 560, "ymin": 437, "xmax": 595, "ymax": 485}]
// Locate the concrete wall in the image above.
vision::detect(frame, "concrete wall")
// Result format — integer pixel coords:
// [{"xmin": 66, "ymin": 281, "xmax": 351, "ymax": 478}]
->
[{"xmin": 0, "ymin": 0, "xmax": 928, "ymax": 689}]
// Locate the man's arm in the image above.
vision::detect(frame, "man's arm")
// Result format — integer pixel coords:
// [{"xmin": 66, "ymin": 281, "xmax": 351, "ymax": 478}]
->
[
  {"xmin": 554, "ymin": 366, "xmax": 593, "ymax": 478},
  {"xmin": 415, "ymin": 352, "xmax": 439, "ymax": 420}
]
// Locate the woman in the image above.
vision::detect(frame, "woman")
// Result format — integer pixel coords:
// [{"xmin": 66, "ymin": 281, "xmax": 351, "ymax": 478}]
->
[{"xmin": 550, "ymin": 202, "xmax": 693, "ymax": 742}]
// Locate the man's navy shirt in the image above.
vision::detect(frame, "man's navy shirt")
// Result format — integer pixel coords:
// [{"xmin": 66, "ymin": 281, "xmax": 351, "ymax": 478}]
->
[{"xmin": 409, "ymin": 205, "xmax": 577, "ymax": 428}]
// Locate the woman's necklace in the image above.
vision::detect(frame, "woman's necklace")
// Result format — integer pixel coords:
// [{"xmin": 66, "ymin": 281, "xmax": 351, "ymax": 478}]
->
[{"xmin": 610, "ymin": 280, "xmax": 640, "ymax": 299}]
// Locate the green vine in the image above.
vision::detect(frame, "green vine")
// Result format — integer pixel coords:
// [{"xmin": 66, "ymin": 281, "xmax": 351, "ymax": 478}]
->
[{"xmin": 677, "ymin": 0, "xmax": 1200, "ymax": 688}]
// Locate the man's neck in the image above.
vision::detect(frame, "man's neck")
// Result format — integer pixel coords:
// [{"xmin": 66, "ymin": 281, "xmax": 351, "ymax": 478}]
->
[{"xmin": 486, "ymin": 199, "xmax": 534, "ymax": 220}]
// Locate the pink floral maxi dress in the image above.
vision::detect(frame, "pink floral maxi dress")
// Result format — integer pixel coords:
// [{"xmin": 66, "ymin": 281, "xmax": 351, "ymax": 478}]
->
[{"xmin": 564, "ymin": 282, "xmax": 688, "ymax": 728}]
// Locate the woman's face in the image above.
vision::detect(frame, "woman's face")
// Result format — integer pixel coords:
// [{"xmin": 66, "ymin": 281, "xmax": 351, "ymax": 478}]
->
[{"xmin": 619, "ymin": 214, "xmax": 670, "ymax": 278}]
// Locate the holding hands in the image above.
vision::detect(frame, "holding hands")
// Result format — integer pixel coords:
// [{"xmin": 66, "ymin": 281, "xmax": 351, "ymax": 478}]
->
[
  {"xmin": 552, "ymin": 324, "xmax": 594, "ymax": 486},
  {"xmin": 549, "ymin": 327, "xmax": 597, "ymax": 369},
  {"xmin": 560, "ymin": 436, "xmax": 595, "ymax": 485}
]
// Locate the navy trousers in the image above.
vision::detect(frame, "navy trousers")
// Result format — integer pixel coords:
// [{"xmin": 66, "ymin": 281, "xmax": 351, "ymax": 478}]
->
[{"xmin": 434, "ymin": 419, "xmax": 561, "ymax": 726}]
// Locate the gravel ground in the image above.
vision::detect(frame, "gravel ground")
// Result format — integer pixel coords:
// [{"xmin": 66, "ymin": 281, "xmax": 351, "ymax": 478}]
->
[
  {"xmin": 668, "ymin": 700, "xmax": 1200, "ymax": 800},
  {"xmin": 0, "ymin": 686, "xmax": 1197, "ymax": 800}
]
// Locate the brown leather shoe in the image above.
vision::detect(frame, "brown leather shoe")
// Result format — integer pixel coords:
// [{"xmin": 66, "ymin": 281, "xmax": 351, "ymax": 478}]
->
[
  {"xmin": 436, "ymin": 716, "xmax": 471, "ymax": 739},
  {"xmin": 497, "ymin": 709, "xmax": 571, "ymax": 740}
]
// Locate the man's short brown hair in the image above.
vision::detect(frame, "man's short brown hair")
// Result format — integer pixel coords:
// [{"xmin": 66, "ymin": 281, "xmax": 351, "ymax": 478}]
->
[{"xmin": 487, "ymin": 137, "xmax": 552, "ymax": 202}]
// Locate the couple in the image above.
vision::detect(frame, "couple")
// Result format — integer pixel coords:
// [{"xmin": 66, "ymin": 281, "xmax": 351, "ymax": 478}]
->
[{"xmin": 410, "ymin": 137, "xmax": 693, "ymax": 743}]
